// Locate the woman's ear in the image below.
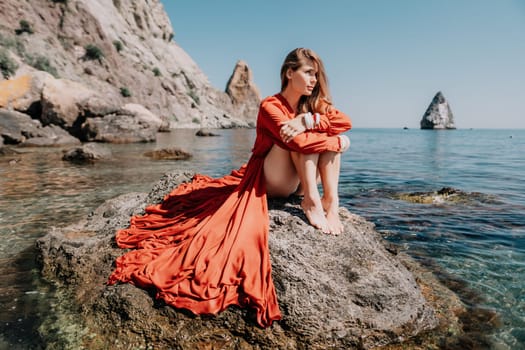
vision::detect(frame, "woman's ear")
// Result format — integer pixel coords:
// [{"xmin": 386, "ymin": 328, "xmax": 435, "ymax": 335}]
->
[{"xmin": 286, "ymin": 68, "xmax": 293, "ymax": 80}]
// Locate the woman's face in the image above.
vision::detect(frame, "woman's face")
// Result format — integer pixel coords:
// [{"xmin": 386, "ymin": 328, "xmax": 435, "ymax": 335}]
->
[{"xmin": 286, "ymin": 59, "xmax": 318, "ymax": 96}]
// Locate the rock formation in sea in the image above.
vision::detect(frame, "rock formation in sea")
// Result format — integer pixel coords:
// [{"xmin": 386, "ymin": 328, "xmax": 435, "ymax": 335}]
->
[
  {"xmin": 420, "ymin": 91, "xmax": 456, "ymax": 129},
  {"xmin": 0, "ymin": 0, "xmax": 260, "ymax": 131},
  {"xmin": 225, "ymin": 60, "xmax": 261, "ymax": 126},
  {"xmin": 36, "ymin": 171, "xmax": 468, "ymax": 349}
]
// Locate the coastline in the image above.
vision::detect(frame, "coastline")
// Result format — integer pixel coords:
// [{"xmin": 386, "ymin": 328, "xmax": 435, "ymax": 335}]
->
[{"xmin": 2, "ymin": 128, "xmax": 522, "ymax": 348}]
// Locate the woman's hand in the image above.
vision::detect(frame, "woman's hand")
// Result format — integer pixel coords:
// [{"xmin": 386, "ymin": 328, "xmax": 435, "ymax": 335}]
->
[
  {"xmin": 338, "ymin": 135, "xmax": 351, "ymax": 152},
  {"xmin": 280, "ymin": 114, "xmax": 307, "ymax": 143}
]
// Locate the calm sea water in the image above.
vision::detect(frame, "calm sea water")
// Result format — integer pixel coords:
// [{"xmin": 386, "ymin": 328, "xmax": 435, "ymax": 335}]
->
[{"xmin": 0, "ymin": 128, "xmax": 523, "ymax": 349}]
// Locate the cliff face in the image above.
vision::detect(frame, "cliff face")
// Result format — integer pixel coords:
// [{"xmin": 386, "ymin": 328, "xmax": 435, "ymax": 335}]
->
[{"xmin": 0, "ymin": 0, "xmax": 259, "ymax": 128}]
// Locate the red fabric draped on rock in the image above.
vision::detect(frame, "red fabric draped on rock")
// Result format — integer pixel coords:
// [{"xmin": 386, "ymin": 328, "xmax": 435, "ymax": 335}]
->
[
  {"xmin": 108, "ymin": 94, "xmax": 352, "ymax": 328},
  {"xmin": 108, "ymin": 157, "xmax": 281, "ymax": 327}
]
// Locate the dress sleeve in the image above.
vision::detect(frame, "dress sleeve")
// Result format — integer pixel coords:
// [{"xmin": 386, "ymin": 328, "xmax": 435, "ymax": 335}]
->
[
  {"xmin": 259, "ymin": 98, "xmax": 343, "ymax": 154},
  {"xmin": 316, "ymin": 107, "xmax": 352, "ymax": 136}
]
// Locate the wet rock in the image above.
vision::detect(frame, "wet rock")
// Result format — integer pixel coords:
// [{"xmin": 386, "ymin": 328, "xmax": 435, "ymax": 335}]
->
[
  {"xmin": 393, "ymin": 187, "xmax": 495, "ymax": 205},
  {"xmin": 7, "ymin": 158, "xmax": 21, "ymax": 165},
  {"xmin": 143, "ymin": 148, "xmax": 192, "ymax": 160},
  {"xmin": 0, "ymin": 145, "xmax": 22, "ymax": 165},
  {"xmin": 35, "ymin": 171, "xmax": 456, "ymax": 349},
  {"xmin": 195, "ymin": 128, "xmax": 220, "ymax": 137},
  {"xmin": 62, "ymin": 143, "xmax": 112, "ymax": 163},
  {"xmin": 420, "ymin": 91, "xmax": 456, "ymax": 130},
  {"xmin": 0, "ymin": 146, "xmax": 20, "ymax": 156},
  {"xmin": 437, "ymin": 187, "xmax": 459, "ymax": 195}
]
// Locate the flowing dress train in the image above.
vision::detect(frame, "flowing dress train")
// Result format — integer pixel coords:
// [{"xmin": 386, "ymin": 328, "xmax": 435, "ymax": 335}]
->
[{"xmin": 108, "ymin": 94, "xmax": 352, "ymax": 328}]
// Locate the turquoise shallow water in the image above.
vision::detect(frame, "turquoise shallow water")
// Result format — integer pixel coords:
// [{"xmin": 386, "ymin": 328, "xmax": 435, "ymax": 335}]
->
[
  {"xmin": 340, "ymin": 128, "xmax": 525, "ymax": 349},
  {"xmin": 0, "ymin": 128, "xmax": 524, "ymax": 348}
]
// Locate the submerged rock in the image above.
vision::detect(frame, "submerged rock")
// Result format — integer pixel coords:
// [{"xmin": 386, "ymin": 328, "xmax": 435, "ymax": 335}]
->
[
  {"xmin": 420, "ymin": 92, "xmax": 456, "ymax": 129},
  {"xmin": 36, "ymin": 171, "xmax": 466, "ymax": 349},
  {"xmin": 0, "ymin": 146, "xmax": 20, "ymax": 156},
  {"xmin": 394, "ymin": 187, "xmax": 497, "ymax": 205},
  {"xmin": 62, "ymin": 143, "xmax": 112, "ymax": 163},
  {"xmin": 195, "ymin": 128, "xmax": 220, "ymax": 137},
  {"xmin": 143, "ymin": 148, "xmax": 192, "ymax": 160}
]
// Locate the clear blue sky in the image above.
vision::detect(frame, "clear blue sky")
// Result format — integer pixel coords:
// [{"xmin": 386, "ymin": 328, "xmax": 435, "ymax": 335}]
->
[{"xmin": 161, "ymin": 1, "xmax": 525, "ymax": 129}]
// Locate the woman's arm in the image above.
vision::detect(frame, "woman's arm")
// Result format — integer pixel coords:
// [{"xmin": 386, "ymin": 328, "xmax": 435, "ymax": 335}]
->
[
  {"xmin": 315, "ymin": 107, "xmax": 352, "ymax": 135},
  {"xmin": 259, "ymin": 98, "xmax": 344, "ymax": 154}
]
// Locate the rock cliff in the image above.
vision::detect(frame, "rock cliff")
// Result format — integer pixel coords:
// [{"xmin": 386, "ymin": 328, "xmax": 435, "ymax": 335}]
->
[
  {"xmin": 420, "ymin": 92, "xmax": 456, "ymax": 129},
  {"xmin": 35, "ymin": 171, "xmax": 467, "ymax": 349},
  {"xmin": 0, "ymin": 0, "xmax": 259, "ymax": 129}
]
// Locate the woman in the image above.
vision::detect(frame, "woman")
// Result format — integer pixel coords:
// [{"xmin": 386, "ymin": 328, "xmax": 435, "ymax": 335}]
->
[
  {"xmin": 259, "ymin": 47, "xmax": 351, "ymax": 235},
  {"xmin": 108, "ymin": 48, "xmax": 351, "ymax": 328}
]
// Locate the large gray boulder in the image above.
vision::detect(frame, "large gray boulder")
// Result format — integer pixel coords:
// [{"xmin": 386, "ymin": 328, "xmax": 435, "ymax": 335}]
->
[
  {"xmin": 0, "ymin": 108, "xmax": 80, "ymax": 146},
  {"xmin": 0, "ymin": 74, "xmax": 168, "ymax": 144},
  {"xmin": 35, "ymin": 171, "xmax": 467, "ymax": 349},
  {"xmin": 62, "ymin": 142, "xmax": 112, "ymax": 163},
  {"xmin": 80, "ymin": 113, "xmax": 157, "ymax": 143},
  {"xmin": 420, "ymin": 91, "xmax": 456, "ymax": 129},
  {"xmin": 41, "ymin": 77, "xmax": 121, "ymax": 133}
]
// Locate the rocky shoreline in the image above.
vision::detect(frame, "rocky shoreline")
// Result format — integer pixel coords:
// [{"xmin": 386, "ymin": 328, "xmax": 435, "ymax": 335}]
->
[
  {"xmin": 1, "ymin": 0, "xmax": 261, "ymax": 129},
  {"xmin": 0, "ymin": 1, "xmax": 492, "ymax": 347},
  {"xmin": 35, "ymin": 171, "xmax": 471, "ymax": 349}
]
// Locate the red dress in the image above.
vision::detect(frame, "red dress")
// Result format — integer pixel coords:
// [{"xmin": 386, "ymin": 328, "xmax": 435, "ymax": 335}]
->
[{"xmin": 108, "ymin": 94, "xmax": 352, "ymax": 327}]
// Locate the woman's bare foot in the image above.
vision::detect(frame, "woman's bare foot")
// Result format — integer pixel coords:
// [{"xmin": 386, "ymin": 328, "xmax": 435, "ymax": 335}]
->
[
  {"xmin": 326, "ymin": 210, "xmax": 344, "ymax": 235},
  {"xmin": 301, "ymin": 197, "xmax": 330, "ymax": 234},
  {"xmin": 322, "ymin": 197, "xmax": 344, "ymax": 235}
]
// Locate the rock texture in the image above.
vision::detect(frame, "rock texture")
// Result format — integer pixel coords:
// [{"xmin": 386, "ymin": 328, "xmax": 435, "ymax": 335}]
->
[
  {"xmin": 0, "ymin": 0, "xmax": 260, "ymax": 129},
  {"xmin": 0, "ymin": 107, "xmax": 80, "ymax": 146},
  {"xmin": 143, "ymin": 148, "xmax": 192, "ymax": 160},
  {"xmin": 62, "ymin": 142, "xmax": 111, "ymax": 163},
  {"xmin": 0, "ymin": 73, "xmax": 165, "ymax": 144},
  {"xmin": 225, "ymin": 60, "xmax": 261, "ymax": 125},
  {"xmin": 34, "ymin": 171, "xmax": 468, "ymax": 350},
  {"xmin": 420, "ymin": 92, "xmax": 456, "ymax": 129}
]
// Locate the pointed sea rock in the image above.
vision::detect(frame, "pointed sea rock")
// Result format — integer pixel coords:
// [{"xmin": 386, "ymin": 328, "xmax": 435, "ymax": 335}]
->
[
  {"xmin": 420, "ymin": 91, "xmax": 456, "ymax": 129},
  {"xmin": 225, "ymin": 60, "xmax": 261, "ymax": 122}
]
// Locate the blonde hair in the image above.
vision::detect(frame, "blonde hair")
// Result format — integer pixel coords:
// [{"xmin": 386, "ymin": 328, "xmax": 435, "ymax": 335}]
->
[{"xmin": 280, "ymin": 48, "xmax": 332, "ymax": 114}]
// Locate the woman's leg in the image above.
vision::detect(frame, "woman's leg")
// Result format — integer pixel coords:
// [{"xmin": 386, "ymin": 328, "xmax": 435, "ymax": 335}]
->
[
  {"xmin": 290, "ymin": 152, "xmax": 331, "ymax": 234},
  {"xmin": 264, "ymin": 145, "xmax": 300, "ymax": 198},
  {"xmin": 317, "ymin": 151, "xmax": 344, "ymax": 235},
  {"xmin": 264, "ymin": 145, "xmax": 342, "ymax": 235}
]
